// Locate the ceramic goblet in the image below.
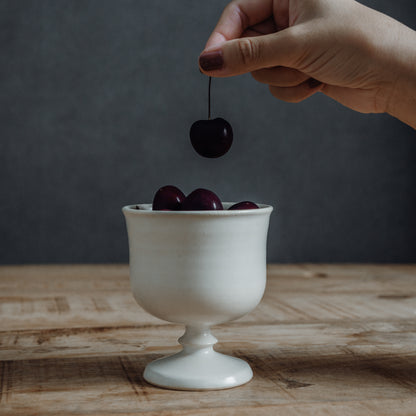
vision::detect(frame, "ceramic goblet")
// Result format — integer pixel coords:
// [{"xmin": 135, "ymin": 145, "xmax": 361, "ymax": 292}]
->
[{"xmin": 122, "ymin": 202, "xmax": 273, "ymax": 390}]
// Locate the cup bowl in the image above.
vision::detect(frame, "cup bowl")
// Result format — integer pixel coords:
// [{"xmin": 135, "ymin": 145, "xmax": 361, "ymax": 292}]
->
[{"xmin": 123, "ymin": 203, "xmax": 272, "ymax": 325}]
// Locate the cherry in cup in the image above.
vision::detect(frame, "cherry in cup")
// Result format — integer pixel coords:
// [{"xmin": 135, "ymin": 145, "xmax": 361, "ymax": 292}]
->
[
  {"xmin": 190, "ymin": 77, "xmax": 233, "ymax": 158},
  {"xmin": 181, "ymin": 188, "xmax": 223, "ymax": 211},
  {"xmin": 152, "ymin": 185, "xmax": 185, "ymax": 211},
  {"xmin": 229, "ymin": 201, "xmax": 259, "ymax": 210}
]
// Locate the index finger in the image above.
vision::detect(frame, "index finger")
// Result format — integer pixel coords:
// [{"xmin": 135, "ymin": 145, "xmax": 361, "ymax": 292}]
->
[{"xmin": 204, "ymin": 0, "xmax": 274, "ymax": 50}]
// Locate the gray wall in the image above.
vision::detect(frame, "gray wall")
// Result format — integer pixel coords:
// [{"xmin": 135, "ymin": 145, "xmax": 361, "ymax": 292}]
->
[{"xmin": 0, "ymin": 0, "xmax": 415, "ymax": 264}]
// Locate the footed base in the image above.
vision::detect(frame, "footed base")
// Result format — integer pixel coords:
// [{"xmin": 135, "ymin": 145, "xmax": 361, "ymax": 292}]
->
[{"xmin": 144, "ymin": 349, "xmax": 253, "ymax": 390}]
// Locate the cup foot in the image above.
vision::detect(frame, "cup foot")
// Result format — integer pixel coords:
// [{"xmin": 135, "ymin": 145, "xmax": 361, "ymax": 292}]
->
[{"xmin": 144, "ymin": 349, "xmax": 253, "ymax": 390}]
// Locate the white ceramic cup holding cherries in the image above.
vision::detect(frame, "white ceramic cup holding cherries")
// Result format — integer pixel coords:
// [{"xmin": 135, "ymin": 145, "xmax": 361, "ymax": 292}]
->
[{"xmin": 123, "ymin": 185, "xmax": 273, "ymax": 390}]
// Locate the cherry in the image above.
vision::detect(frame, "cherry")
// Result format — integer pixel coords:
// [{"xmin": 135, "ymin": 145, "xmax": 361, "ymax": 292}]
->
[
  {"xmin": 229, "ymin": 201, "xmax": 259, "ymax": 210},
  {"xmin": 181, "ymin": 188, "xmax": 223, "ymax": 211},
  {"xmin": 190, "ymin": 77, "xmax": 233, "ymax": 158},
  {"xmin": 152, "ymin": 185, "xmax": 185, "ymax": 211},
  {"xmin": 190, "ymin": 118, "xmax": 233, "ymax": 158}
]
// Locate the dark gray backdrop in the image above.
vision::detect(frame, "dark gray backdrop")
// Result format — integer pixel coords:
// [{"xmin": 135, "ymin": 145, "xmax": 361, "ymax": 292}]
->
[{"xmin": 0, "ymin": 0, "xmax": 415, "ymax": 264}]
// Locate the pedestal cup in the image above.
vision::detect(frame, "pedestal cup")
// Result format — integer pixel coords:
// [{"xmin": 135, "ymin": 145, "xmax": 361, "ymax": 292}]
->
[{"xmin": 122, "ymin": 202, "xmax": 273, "ymax": 390}]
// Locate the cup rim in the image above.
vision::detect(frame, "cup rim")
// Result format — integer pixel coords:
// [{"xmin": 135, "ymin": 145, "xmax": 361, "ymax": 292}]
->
[{"xmin": 122, "ymin": 203, "xmax": 274, "ymax": 216}]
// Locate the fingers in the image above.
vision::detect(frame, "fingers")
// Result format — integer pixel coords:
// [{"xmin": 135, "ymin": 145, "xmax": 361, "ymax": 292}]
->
[
  {"xmin": 242, "ymin": 17, "xmax": 277, "ymax": 37},
  {"xmin": 252, "ymin": 67, "xmax": 309, "ymax": 87},
  {"xmin": 255, "ymin": 64, "xmax": 323, "ymax": 103},
  {"xmin": 269, "ymin": 79, "xmax": 323, "ymax": 103},
  {"xmin": 199, "ymin": 27, "xmax": 304, "ymax": 77},
  {"xmin": 273, "ymin": 0, "xmax": 290, "ymax": 30},
  {"xmin": 204, "ymin": 0, "xmax": 274, "ymax": 50}
]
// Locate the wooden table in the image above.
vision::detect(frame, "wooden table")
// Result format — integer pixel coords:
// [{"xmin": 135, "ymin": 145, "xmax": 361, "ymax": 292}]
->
[{"xmin": 0, "ymin": 264, "xmax": 416, "ymax": 415}]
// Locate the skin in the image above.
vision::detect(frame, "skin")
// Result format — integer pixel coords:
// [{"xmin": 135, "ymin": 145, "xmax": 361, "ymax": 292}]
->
[{"xmin": 199, "ymin": 0, "xmax": 416, "ymax": 129}]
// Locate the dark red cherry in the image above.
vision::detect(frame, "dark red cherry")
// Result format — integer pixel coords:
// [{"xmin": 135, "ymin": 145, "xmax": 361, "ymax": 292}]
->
[
  {"xmin": 181, "ymin": 188, "xmax": 223, "ymax": 211},
  {"xmin": 152, "ymin": 185, "xmax": 185, "ymax": 211},
  {"xmin": 229, "ymin": 201, "xmax": 259, "ymax": 210},
  {"xmin": 190, "ymin": 118, "xmax": 233, "ymax": 158}
]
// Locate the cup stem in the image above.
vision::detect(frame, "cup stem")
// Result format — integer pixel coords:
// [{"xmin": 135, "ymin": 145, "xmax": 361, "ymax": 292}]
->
[
  {"xmin": 143, "ymin": 324, "xmax": 253, "ymax": 389},
  {"xmin": 178, "ymin": 325, "xmax": 217, "ymax": 354}
]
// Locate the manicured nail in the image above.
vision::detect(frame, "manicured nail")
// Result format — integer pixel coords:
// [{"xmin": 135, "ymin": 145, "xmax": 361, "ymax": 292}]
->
[
  {"xmin": 307, "ymin": 78, "xmax": 323, "ymax": 88},
  {"xmin": 199, "ymin": 50, "xmax": 224, "ymax": 71}
]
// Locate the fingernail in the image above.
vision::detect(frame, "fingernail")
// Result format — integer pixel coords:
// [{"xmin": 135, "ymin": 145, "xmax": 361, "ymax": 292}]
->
[
  {"xmin": 199, "ymin": 50, "xmax": 224, "ymax": 71},
  {"xmin": 307, "ymin": 78, "xmax": 323, "ymax": 88}
]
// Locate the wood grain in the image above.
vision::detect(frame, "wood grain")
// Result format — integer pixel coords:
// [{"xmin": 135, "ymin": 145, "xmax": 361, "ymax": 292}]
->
[{"xmin": 0, "ymin": 264, "xmax": 416, "ymax": 415}]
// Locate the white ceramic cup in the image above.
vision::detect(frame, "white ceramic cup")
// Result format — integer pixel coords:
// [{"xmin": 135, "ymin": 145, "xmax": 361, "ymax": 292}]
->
[{"xmin": 123, "ymin": 202, "xmax": 273, "ymax": 390}]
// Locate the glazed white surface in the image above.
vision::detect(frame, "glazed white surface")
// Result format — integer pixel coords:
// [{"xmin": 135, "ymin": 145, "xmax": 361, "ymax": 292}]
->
[{"xmin": 123, "ymin": 204, "xmax": 273, "ymax": 390}]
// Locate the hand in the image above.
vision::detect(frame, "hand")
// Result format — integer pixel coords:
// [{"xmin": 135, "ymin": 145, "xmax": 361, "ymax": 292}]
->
[{"xmin": 199, "ymin": 0, "xmax": 416, "ymax": 129}]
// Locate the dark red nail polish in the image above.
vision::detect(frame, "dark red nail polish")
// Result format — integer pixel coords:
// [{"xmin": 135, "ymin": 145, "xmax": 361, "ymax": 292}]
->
[
  {"xmin": 199, "ymin": 50, "xmax": 224, "ymax": 71},
  {"xmin": 307, "ymin": 78, "xmax": 323, "ymax": 88}
]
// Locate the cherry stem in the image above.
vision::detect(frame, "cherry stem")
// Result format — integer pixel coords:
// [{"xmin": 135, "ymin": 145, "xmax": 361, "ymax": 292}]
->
[{"xmin": 208, "ymin": 76, "xmax": 211, "ymax": 120}]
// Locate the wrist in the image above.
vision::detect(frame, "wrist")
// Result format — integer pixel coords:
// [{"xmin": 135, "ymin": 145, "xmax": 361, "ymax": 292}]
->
[
  {"xmin": 387, "ymin": 78, "xmax": 416, "ymax": 130},
  {"xmin": 384, "ymin": 25, "xmax": 416, "ymax": 129}
]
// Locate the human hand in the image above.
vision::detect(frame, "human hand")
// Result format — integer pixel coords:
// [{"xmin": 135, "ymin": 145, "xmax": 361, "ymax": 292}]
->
[{"xmin": 199, "ymin": 0, "xmax": 416, "ymax": 128}]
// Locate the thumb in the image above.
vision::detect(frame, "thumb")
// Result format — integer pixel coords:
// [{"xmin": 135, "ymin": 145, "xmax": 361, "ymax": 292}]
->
[{"xmin": 199, "ymin": 27, "xmax": 304, "ymax": 77}]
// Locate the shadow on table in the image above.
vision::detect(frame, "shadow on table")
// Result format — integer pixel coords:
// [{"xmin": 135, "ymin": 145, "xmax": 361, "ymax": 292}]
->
[
  {"xmin": 233, "ymin": 348, "xmax": 416, "ymax": 395},
  {"xmin": 2, "ymin": 347, "xmax": 416, "ymax": 397}
]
